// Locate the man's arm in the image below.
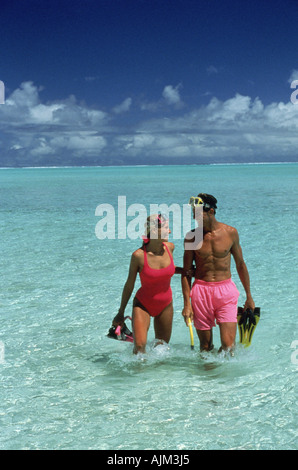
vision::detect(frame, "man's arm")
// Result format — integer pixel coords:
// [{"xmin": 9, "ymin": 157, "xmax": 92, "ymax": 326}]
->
[
  {"xmin": 231, "ymin": 229, "xmax": 255, "ymax": 311},
  {"xmin": 181, "ymin": 239, "xmax": 195, "ymax": 325}
]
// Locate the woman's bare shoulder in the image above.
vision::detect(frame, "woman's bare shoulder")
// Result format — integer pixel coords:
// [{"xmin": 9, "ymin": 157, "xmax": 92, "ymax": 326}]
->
[
  {"xmin": 164, "ymin": 241, "xmax": 175, "ymax": 252},
  {"xmin": 132, "ymin": 247, "xmax": 145, "ymax": 260}
]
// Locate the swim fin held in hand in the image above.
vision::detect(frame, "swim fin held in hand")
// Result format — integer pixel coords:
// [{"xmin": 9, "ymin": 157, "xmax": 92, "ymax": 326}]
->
[
  {"xmin": 107, "ymin": 316, "xmax": 133, "ymax": 343},
  {"xmin": 237, "ymin": 307, "xmax": 261, "ymax": 347}
]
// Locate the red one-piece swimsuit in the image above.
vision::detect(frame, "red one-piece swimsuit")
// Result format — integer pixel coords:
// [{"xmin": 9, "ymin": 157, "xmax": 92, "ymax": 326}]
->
[{"xmin": 135, "ymin": 243, "xmax": 175, "ymax": 317}]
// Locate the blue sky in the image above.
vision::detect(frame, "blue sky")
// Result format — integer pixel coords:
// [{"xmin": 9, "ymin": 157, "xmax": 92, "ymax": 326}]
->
[{"xmin": 0, "ymin": 0, "xmax": 297, "ymax": 166}]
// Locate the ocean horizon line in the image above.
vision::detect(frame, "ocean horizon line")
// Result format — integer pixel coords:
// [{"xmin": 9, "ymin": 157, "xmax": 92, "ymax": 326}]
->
[{"xmin": 0, "ymin": 161, "xmax": 297, "ymax": 170}]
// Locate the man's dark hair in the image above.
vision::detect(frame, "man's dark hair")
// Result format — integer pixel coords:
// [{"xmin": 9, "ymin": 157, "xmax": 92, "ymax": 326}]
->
[{"xmin": 197, "ymin": 193, "xmax": 217, "ymax": 214}]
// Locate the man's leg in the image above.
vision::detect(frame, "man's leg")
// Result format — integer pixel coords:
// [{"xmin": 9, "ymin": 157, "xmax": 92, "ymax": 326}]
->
[
  {"xmin": 196, "ymin": 328, "xmax": 214, "ymax": 352},
  {"xmin": 218, "ymin": 322, "xmax": 237, "ymax": 352},
  {"xmin": 191, "ymin": 283, "xmax": 215, "ymax": 351},
  {"xmin": 214, "ymin": 279, "xmax": 239, "ymax": 352}
]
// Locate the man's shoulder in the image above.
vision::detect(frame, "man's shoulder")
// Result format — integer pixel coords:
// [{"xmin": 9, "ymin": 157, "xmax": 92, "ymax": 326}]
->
[
  {"xmin": 219, "ymin": 222, "xmax": 238, "ymax": 233},
  {"xmin": 218, "ymin": 222, "xmax": 239, "ymax": 242}
]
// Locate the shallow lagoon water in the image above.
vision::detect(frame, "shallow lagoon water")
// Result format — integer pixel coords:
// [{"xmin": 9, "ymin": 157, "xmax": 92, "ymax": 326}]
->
[{"xmin": 0, "ymin": 164, "xmax": 297, "ymax": 450}]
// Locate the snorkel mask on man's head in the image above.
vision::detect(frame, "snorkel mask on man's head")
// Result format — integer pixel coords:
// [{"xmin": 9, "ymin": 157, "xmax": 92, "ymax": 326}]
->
[{"xmin": 188, "ymin": 193, "xmax": 217, "ymax": 213}]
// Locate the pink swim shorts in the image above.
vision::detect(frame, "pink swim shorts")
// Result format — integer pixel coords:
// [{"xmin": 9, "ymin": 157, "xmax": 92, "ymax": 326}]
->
[{"xmin": 190, "ymin": 278, "xmax": 240, "ymax": 330}]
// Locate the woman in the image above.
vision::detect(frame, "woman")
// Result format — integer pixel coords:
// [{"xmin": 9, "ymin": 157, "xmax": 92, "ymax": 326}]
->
[{"xmin": 112, "ymin": 213, "xmax": 179, "ymax": 354}]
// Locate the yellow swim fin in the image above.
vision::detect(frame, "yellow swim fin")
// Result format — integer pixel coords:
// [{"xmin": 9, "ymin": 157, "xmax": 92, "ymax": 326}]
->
[
  {"xmin": 237, "ymin": 307, "xmax": 261, "ymax": 347},
  {"xmin": 237, "ymin": 308, "xmax": 247, "ymax": 345}
]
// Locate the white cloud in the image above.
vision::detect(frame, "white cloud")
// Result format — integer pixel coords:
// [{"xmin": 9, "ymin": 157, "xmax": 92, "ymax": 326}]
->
[
  {"xmin": 162, "ymin": 84, "xmax": 182, "ymax": 106},
  {"xmin": 140, "ymin": 100, "xmax": 160, "ymax": 112},
  {"xmin": 112, "ymin": 97, "xmax": 132, "ymax": 114},
  {"xmin": 53, "ymin": 132, "xmax": 106, "ymax": 153},
  {"xmin": 132, "ymin": 93, "xmax": 298, "ymax": 160},
  {"xmin": 141, "ymin": 84, "xmax": 184, "ymax": 111},
  {"xmin": 30, "ymin": 103, "xmax": 64, "ymax": 123},
  {"xmin": 288, "ymin": 70, "xmax": 298, "ymax": 84},
  {"xmin": 0, "ymin": 81, "xmax": 297, "ymax": 165},
  {"xmin": 1, "ymin": 83, "xmax": 108, "ymax": 131},
  {"xmin": 0, "ymin": 82, "xmax": 109, "ymax": 163},
  {"xmin": 6, "ymin": 81, "xmax": 40, "ymax": 108}
]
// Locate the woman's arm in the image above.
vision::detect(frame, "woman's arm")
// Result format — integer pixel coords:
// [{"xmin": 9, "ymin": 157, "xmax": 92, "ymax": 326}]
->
[{"xmin": 112, "ymin": 252, "xmax": 140, "ymax": 327}]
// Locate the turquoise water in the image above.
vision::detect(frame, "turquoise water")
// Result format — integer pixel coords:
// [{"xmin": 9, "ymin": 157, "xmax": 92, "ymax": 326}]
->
[{"xmin": 0, "ymin": 163, "xmax": 297, "ymax": 450}]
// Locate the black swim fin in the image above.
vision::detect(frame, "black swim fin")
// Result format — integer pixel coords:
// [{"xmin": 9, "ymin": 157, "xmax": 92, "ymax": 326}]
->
[
  {"xmin": 237, "ymin": 307, "xmax": 247, "ymax": 345},
  {"xmin": 107, "ymin": 316, "xmax": 133, "ymax": 343},
  {"xmin": 237, "ymin": 307, "xmax": 261, "ymax": 347}
]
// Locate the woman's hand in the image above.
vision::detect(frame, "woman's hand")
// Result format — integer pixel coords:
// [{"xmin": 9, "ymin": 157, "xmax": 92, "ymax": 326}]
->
[{"xmin": 112, "ymin": 310, "xmax": 125, "ymax": 327}]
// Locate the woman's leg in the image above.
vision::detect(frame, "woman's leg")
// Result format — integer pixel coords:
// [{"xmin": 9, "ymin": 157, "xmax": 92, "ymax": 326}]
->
[
  {"xmin": 154, "ymin": 302, "xmax": 173, "ymax": 344},
  {"xmin": 132, "ymin": 300, "xmax": 151, "ymax": 354}
]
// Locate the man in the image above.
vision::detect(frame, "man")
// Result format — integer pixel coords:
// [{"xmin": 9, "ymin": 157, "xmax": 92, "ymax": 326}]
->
[{"xmin": 182, "ymin": 193, "xmax": 255, "ymax": 352}]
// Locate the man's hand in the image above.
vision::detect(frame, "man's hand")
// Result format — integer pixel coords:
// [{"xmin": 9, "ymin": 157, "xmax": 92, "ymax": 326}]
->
[
  {"xmin": 243, "ymin": 294, "xmax": 255, "ymax": 312},
  {"xmin": 182, "ymin": 305, "xmax": 193, "ymax": 326}
]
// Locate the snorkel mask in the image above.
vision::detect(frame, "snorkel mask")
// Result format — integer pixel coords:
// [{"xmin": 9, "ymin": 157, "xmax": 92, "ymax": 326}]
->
[{"xmin": 188, "ymin": 196, "xmax": 213, "ymax": 212}]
